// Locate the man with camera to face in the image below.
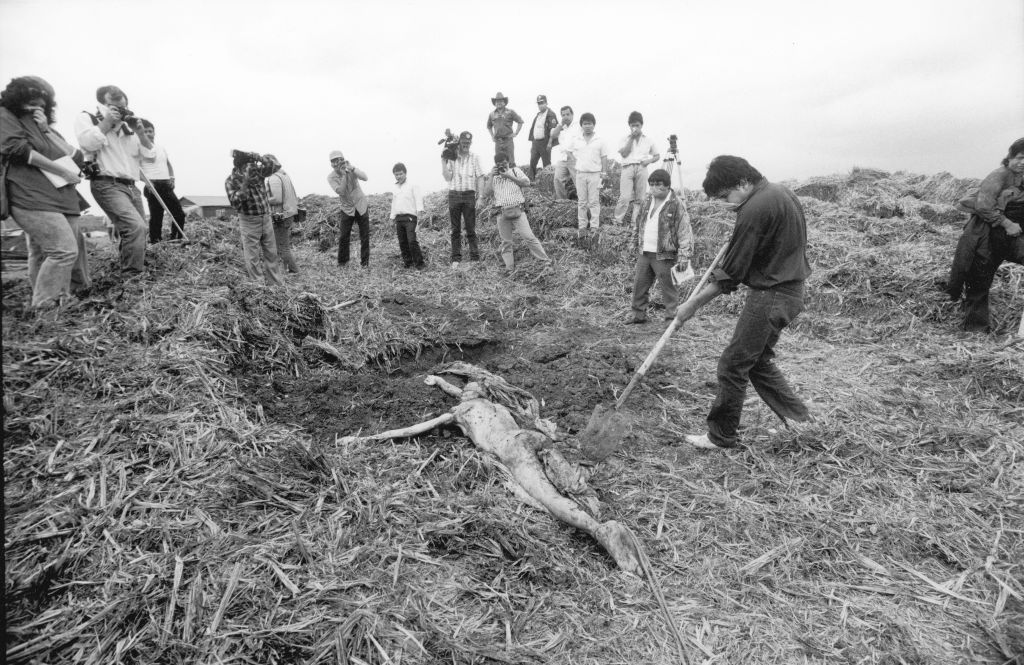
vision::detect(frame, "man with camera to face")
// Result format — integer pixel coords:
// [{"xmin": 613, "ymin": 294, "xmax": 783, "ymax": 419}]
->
[
  {"xmin": 224, "ymin": 150, "xmax": 285, "ymax": 286},
  {"xmin": 490, "ymin": 152, "xmax": 550, "ymax": 271},
  {"xmin": 75, "ymin": 85, "xmax": 155, "ymax": 273},
  {"xmin": 327, "ymin": 150, "xmax": 370, "ymax": 268}
]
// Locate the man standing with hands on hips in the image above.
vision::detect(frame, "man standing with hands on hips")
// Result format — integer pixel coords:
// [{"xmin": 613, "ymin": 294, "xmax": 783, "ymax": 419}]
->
[
  {"xmin": 675, "ymin": 155, "xmax": 813, "ymax": 451},
  {"xmin": 328, "ymin": 150, "xmax": 371, "ymax": 268},
  {"xmin": 486, "ymin": 92, "xmax": 523, "ymax": 167},
  {"xmin": 614, "ymin": 111, "xmax": 659, "ymax": 227}
]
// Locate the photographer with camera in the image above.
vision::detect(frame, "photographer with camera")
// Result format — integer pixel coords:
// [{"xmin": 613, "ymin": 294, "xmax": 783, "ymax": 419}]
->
[
  {"xmin": 266, "ymin": 169, "xmax": 301, "ymax": 274},
  {"xmin": 224, "ymin": 149, "xmax": 285, "ymax": 285},
  {"xmin": 490, "ymin": 152, "xmax": 550, "ymax": 271},
  {"xmin": 441, "ymin": 131, "xmax": 485, "ymax": 268},
  {"xmin": 74, "ymin": 85, "xmax": 154, "ymax": 274},
  {"xmin": 327, "ymin": 150, "xmax": 371, "ymax": 268}
]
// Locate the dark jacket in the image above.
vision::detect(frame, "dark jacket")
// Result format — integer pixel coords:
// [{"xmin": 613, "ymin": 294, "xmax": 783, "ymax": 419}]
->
[{"xmin": 527, "ymin": 109, "xmax": 558, "ymax": 142}]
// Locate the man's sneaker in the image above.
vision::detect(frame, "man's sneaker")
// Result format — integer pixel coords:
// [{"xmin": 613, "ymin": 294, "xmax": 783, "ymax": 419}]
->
[
  {"xmin": 685, "ymin": 433, "xmax": 727, "ymax": 450},
  {"xmin": 625, "ymin": 314, "xmax": 648, "ymax": 325}
]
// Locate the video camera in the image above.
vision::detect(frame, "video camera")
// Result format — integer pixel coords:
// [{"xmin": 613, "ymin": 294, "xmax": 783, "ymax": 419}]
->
[
  {"xmin": 232, "ymin": 149, "xmax": 263, "ymax": 165},
  {"xmin": 438, "ymin": 128, "xmax": 459, "ymax": 161}
]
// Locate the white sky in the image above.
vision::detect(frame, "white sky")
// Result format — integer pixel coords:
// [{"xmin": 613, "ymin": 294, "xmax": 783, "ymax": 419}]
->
[{"xmin": 1, "ymin": 0, "xmax": 1022, "ymax": 205}]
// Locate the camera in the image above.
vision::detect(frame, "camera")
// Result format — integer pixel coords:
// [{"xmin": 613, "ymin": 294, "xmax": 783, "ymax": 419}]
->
[
  {"xmin": 438, "ymin": 128, "xmax": 459, "ymax": 161},
  {"xmin": 232, "ymin": 149, "xmax": 263, "ymax": 165},
  {"xmin": 81, "ymin": 161, "xmax": 101, "ymax": 180},
  {"xmin": 114, "ymin": 105, "xmax": 140, "ymax": 129}
]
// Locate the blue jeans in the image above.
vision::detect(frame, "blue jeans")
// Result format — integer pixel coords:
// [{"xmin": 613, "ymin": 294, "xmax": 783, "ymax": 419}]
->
[
  {"xmin": 496, "ymin": 207, "xmax": 549, "ymax": 268},
  {"xmin": 707, "ymin": 283, "xmax": 809, "ymax": 447},
  {"xmin": 448, "ymin": 191, "xmax": 479, "ymax": 262},
  {"xmin": 273, "ymin": 215, "xmax": 300, "ymax": 273},
  {"xmin": 9, "ymin": 206, "xmax": 91, "ymax": 308},
  {"xmin": 91, "ymin": 179, "xmax": 147, "ymax": 272},
  {"xmin": 238, "ymin": 213, "xmax": 284, "ymax": 285}
]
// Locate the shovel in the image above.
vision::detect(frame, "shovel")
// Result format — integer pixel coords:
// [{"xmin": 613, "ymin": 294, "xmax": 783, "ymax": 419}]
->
[{"xmin": 580, "ymin": 242, "xmax": 729, "ymax": 462}]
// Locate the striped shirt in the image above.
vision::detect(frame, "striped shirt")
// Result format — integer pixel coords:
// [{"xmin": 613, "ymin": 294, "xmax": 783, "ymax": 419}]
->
[
  {"xmin": 492, "ymin": 167, "xmax": 527, "ymax": 207},
  {"xmin": 446, "ymin": 152, "xmax": 484, "ymax": 192}
]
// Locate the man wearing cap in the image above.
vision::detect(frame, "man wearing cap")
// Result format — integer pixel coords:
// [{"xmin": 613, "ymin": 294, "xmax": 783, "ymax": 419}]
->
[
  {"xmin": 549, "ymin": 105, "xmax": 579, "ymax": 201},
  {"xmin": 568, "ymin": 112, "xmax": 611, "ymax": 248},
  {"xmin": 486, "ymin": 93, "xmax": 523, "ymax": 167},
  {"xmin": 441, "ymin": 131, "xmax": 486, "ymax": 267},
  {"xmin": 327, "ymin": 150, "xmax": 371, "ymax": 268},
  {"xmin": 75, "ymin": 84, "xmax": 156, "ymax": 273},
  {"xmin": 627, "ymin": 168, "xmax": 692, "ymax": 324},
  {"xmin": 615, "ymin": 111, "xmax": 660, "ymax": 227},
  {"xmin": 224, "ymin": 150, "xmax": 285, "ymax": 286},
  {"xmin": 527, "ymin": 95, "xmax": 559, "ymax": 181}
]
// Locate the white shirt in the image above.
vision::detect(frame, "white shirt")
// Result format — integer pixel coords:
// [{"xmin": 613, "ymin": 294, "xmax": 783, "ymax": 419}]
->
[
  {"xmin": 74, "ymin": 107, "xmax": 155, "ymax": 180},
  {"xmin": 390, "ymin": 180, "xmax": 423, "ymax": 218},
  {"xmin": 570, "ymin": 133, "xmax": 610, "ymax": 173},
  {"xmin": 642, "ymin": 197, "xmax": 667, "ymax": 252},
  {"xmin": 551, "ymin": 124, "xmax": 579, "ymax": 164},
  {"xmin": 618, "ymin": 133, "xmax": 658, "ymax": 166},
  {"xmin": 140, "ymin": 143, "xmax": 171, "ymax": 180}
]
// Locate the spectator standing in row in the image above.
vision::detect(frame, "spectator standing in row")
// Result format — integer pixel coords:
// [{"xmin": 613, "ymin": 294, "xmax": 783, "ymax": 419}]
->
[
  {"xmin": 527, "ymin": 94, "xmax": 558, "ymax": 180},
  {"xmin": 627, "ymin": 168, "xmax": 692, "ymax": 324},
  {"xmin": 489, "ymin": 152, "xmax": 550, "ymax": 271},
  {"xmin": 75, "ymin": 84, "xmax": 154, "ymax": 274},
  {"xmin": 139, "ymin": 119, "xmax": 187, "ymax": 243},
  {"xmin": 487, "ymin": 93, "xmax": 523, "ymax": 167},
  {"xmin": 441, "ymin": 131, "xmax": 485, "ymax": 268},
  {"xmin": 571, "ymin": 112, "xmax": 610, "ymax": 248},
  {"xmin": 224, "ymin": 150, "xmax": 285, "ymax": 285},
  {"xmin": 614, "ymin": 111, "xmax": 659, "ymax": 227},
  {"xmin": 267, "ymin": 168, "xmax": 301, "ymax": 274},
  {"xmin": 550, "ymin": 105, "xmax": 578, "ymax": 201},
  {"xmin": 328, "ymin": 150, "xmax": 371, "ymax": 268},
  {"xmin": 1, "ymin": 75, "xmax": 91, "ymax": 310},
  {"xmin": 389, "ymin": 162, "xmax": 425, "ymax": 269}
]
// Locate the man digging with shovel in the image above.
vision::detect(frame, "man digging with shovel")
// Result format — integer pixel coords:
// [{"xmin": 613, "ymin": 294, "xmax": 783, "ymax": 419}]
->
[{"xmin": 678, "ymin": 155, "xmax": 813, "ymax": 449}]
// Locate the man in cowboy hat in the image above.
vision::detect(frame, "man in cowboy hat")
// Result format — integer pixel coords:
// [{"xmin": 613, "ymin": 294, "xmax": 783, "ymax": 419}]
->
[{"xmin": 486, "ymin": 92, "xmax": 523, "ymax": 166}]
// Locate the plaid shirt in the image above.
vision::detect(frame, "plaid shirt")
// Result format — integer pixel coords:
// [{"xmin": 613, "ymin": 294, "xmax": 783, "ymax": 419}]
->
[
  {"xmin": 446, "ymin": 152, "xmax": 484, "ymax": 192},
  {"xmin": 492, "ymin": 167, "xmax": 527, "ymax": 207},
  {"xmin": 225, "ymin": 154, "xmax": 281, "ymax": 216}
]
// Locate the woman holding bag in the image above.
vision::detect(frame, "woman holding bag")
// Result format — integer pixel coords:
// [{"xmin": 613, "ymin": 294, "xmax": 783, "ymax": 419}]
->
[{"xmin": 1, "ymin": 75, "xmax": 91, "ymax": 310}]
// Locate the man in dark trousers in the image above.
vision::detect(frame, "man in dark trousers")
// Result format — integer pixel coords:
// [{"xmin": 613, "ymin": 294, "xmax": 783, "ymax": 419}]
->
[
  {"xmin": 327, "ymin": 149, "xmax": 370, "ymax": 268},
  {"xmin": 527, "ymin": 94, "xmax": 558, "ymax": 180},
  {"xmin": 674, "ymin": 155, "xmax": 813, "ymax": 450}
]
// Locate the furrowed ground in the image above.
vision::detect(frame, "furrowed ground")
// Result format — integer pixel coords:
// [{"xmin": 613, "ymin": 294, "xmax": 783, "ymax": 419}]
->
[{"xmin": 3, "ymin": 167, "xmax": 1022, "ymax": 664}]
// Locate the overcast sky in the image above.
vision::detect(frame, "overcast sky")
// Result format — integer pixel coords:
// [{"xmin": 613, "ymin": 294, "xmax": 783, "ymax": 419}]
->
[{"xmin": 1, "ymin": 0, "xmax": 1022, "ymax": 206}]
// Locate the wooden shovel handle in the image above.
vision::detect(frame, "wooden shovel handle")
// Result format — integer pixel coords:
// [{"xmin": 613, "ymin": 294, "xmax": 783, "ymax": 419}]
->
[{"xmin": 614, "ymin": 242, "xmax": 729, "ymax": 410}]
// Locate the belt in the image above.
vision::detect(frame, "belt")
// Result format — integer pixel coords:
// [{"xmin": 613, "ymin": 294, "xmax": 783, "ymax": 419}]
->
[
  {"xmin": 93, "ymin": 175, "xmax": 136, "ymax": 186},
  {"xmin": 623, "ymin": 163, "xmax": 645, "ymax": 169}
]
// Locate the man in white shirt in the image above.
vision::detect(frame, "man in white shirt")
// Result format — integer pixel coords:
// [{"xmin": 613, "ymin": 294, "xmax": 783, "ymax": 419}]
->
[
  {"xmin": 138, "ymin": 119, "xmax": 187, "ymax": 243},
  {"xmin": 389, "ymin": 162, "xmax": 426, "ymax": 269},
  {"xmin": 75, "ymin": 85, "xmax": 155, "ymax": 273},
  {"xmin": 627, "ymin": 169, "xmax": 692, "ymax": 324},
  {"xmin": 614, "ymin": 111, "xmax": 660, "ymax": 227},
  {"xmin": 568, "ymin": 112, "xmax": 610, "ymax": 248},
  {"xmin": 549, "ymin": 105, "xmax": 578, "ymax": 201}
]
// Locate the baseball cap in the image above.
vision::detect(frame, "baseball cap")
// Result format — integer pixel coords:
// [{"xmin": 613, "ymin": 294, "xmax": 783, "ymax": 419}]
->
[
  {"xmin": 459, "ymin": 131, "xmax": 473, "ymax": 141},
  {"xmin": 329, "ymin": 150, "xmax": 344, "ymax": 161},
  {"xmin": 536, "ymin": 94, "xmax": 547, "ymax": 103}
]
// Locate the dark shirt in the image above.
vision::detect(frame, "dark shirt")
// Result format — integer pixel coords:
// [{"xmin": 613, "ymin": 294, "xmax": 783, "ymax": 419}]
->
[
  {"xmin": 974, "ymin": 165, "xmax": 1024, "ymax": 227},
  {"xmin": 712, "ymin": 179, "xmax": 811, "ymax": 294},
  {"xmin": 487, "ymin": 107, "xmax": 524, "ymax": 139},
  {"xmin": 0, "ymin": 108, "xmax": 81, "ymax": 215},
  {"xmin": 224, "ymin": 154, "xmax": 281, "ymax": 216}
]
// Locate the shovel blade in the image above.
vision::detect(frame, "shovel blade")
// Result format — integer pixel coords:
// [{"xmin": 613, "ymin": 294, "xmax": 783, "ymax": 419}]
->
[{"xmin": 579, "ymin": 404, "xmax": 632, "ymax": 462}]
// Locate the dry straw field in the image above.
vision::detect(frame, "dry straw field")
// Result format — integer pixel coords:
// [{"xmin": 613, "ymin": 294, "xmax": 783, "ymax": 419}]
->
[{"xmin": 3, "ymin": 166, "xmax": 1022, "ymax": 664}]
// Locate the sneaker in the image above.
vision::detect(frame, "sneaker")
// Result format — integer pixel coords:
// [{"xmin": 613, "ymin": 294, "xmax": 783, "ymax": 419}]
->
[
  {"xmin": 625, "ymin": 314, "xmax": 648, "ymax": 325},
  {"xmin": 685, "ymin": 433, "xmax": 727, "ymax": 450},
  {"xmin": 451, "ymin": 261, "xmax": 460, "ymax": 269}
]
